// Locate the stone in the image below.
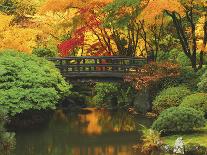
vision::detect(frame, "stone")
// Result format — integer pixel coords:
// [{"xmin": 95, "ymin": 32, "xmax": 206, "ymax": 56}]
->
[
  {"xmin": 133, "ymin": 88, "xmax": 151, "ymax": 114},
  {"xmin": 173, "ymin": 137, "xmax": 185, "ymax": 154}
]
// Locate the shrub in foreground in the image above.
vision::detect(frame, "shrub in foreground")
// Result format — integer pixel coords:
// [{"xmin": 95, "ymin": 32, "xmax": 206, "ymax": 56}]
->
[
  {"xmin": 152, "ymin": 86, "xmax": 191, "ymax": 114},
  {"xmin": 152, "ymin": 107, "xmax": 205, "ymax": 133},
  {"xmin": 180, "ymin": 93, "xmax": 207, "ymax": 114},
  {"xmin": 0, "ymin": 50, "xmax": 71, "ymax": 115}
]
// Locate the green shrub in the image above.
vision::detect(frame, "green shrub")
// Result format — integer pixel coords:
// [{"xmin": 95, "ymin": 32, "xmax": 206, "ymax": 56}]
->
[
  {"xmin": 0, "ymin": 50, "xmax": 71, "ymax": 115},
  {"xmin": 152, "ymin": 86, "xmax": 191, "ymax": 114},
  {"xmin": 0, "ymin": 110, "xmax": 15, "ymax": 154},
  {"xmin": 157, "ymin": 49, "xmax": 191, "ymax": 66},
  {"xmin": 93, "ymin": 82, "xmax": 136, "ymax": 108},
  {"xmin": 180, "ymin": 93, "xmax": 207, "ymax": 114},
  {"xmin": 157, "ymin": 49, "xmax": 207, "ymax": 67},
  {"xmin": 179, "ymin": 66, "xmax": 206, "ymax": 91},
  {"xmin": 152, "ymin": 107, "xmax": 205, "ymax": 133},
  {"xmin": 176, "ymin": 52, "xmax": 191, "ymax": 66},
  {"xmin": 198, "ymin": 70, "xmax": 207, "ymax": 92},
  {"xmin": 32, "ymin": 47, "xmax": 57, "ymax": 57}
]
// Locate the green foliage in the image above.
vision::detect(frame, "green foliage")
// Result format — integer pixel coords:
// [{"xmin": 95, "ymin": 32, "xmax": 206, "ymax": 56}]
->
[
  {"xmin": 198, "ymin": 69, "xmax": 207, "ymax": 93},
  {"xmin": 0, "ymin": 50, "xmax": 71, "ymax": 115},
  {"xmin": 152, "ymin": 107, "xmax": 206, "ymax": 133},
  {"xmin": 0, "ymin": 109, "xmax": 15, "ymax": 154},
  {"xmin": 179, "ymin": 66, "xmax": 206, "ymax": 90},
  {"xmin": 103, "ymin": 0, "xmax": 141, "ymax": 28},
  {"xmin": 93, "ymin": 82, "xmax": 136, "ymax": 108},
  {"xmin": 0, "ymin": 0, "xmax": 16, "ymax": 14},
  {"xmin": 157, "ymin": 49, "xmax": 191, "ymax": 66},
  {"xmin": 180, "ymin": 93, "xmax": 207, "ymax": 114},
  {"xmin": 152, "ymin": 86, "xmax": 191, "ymax": 114},
  {"xmin": 32, "ymin": 47, "xmax": 57, "ymax": 57},
  {"xmin": 157, "ymin": 49, "xmax": 207, "ymax": 68}
]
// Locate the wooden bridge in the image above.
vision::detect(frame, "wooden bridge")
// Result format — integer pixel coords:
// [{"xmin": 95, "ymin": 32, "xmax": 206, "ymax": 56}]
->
[{"xmin": 48, "ymin": 56, "xmax": 147, "ymax": 81}]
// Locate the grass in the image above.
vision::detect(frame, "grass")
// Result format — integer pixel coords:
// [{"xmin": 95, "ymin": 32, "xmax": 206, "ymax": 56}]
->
[{"xmin": 163, "ymin": 123, "xmax": 207, "ymax": 147}]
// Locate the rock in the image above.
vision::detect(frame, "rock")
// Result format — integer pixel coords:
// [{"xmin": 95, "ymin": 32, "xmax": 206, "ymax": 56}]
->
[
  {"xmin": 133, "ymin": 89, "xmax": 151, "ymax": 114},
  {"xmin": 173, "ymin": 137, "xmax": 185, "ymax": 154}
]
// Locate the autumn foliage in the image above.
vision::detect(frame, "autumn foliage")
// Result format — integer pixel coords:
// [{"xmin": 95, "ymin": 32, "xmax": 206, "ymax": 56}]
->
[
  {"xmin": 58, "ymin": 2, "xmax": 114, "ymax": 57},
  {"xmin": 125, "ymin": 62, "xmax": 180, "ymax": 90}
]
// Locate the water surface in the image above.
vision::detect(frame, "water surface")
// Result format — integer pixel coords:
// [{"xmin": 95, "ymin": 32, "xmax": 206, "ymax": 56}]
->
[{"xmin": 13, "ymin": 108, "xmax": 153, "ymax": 155}]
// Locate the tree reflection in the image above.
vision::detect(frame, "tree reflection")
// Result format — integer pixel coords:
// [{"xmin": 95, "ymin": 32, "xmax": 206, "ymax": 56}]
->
[{"xmin": 12, "ymin": 108, "xmax": 152, "ymax": 155}]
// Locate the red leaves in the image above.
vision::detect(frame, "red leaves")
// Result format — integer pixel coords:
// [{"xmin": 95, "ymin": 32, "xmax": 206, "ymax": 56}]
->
[
  {"xmin": 58, "ymin": 1, "xmax": 112, "ymax": 57},
  {"xmin": 58, "ymin": 28, "xmax": 85, "ymax": 57},
  {"xmin": 124, "ymin": 62, "xmax": 180, "ymax": 90}
]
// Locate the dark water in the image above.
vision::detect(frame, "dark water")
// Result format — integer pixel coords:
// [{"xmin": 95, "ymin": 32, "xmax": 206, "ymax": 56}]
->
[{"xmin": 12, "ymin": 108, "xmax": 153, "ymax": 155}]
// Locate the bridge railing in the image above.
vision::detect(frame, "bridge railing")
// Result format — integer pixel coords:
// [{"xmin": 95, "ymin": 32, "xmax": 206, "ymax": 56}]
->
[{"xmin": 48, "ymin": 56, "xmax": 147, "ymax": 78}]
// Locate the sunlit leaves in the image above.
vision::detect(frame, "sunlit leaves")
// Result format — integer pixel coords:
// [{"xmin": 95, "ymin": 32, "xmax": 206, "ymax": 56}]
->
[
  {"xmin": 40, "ymin": 0, "xmax": 112, "ymax": 12},
  {"xmin": 0, "ymin": 13, "xmax": 13, "ymax": 31}
]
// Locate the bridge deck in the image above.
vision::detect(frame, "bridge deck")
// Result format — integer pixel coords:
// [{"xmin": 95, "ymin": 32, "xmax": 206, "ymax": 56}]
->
[{"xmin": 48, "ymin": 56, "xmax": 147, "ymax": 79}]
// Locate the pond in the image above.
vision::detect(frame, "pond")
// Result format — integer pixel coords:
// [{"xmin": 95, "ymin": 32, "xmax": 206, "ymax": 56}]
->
[{"xmin": 11, "ymin": 108, "xmax": 153, "ymax": 155}]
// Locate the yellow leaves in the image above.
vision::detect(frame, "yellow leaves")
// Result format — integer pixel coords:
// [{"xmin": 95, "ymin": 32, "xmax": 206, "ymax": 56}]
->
[
  {"xmin": 196, "ymin": 16, "xmax": 207, "ymax": 52},
  {"xmin": 40, "ymin": 0, "xmax": 71, "ymax": 12},
  {"xmin": 0, "ymin": 13, "xmax": 13, "ymax": 31},
  {"xmin": 0, "ymin": 13, "xmax": 40, "ymax": 53},
  {"xmin": 32, "ymin": 8, "xmax": 79, "ymax": 48},
  {"xmin": 40, "ymin": 0, "xmax": 113, "ymax": 12},
  {"xmin": 0, "ymin": 13, "xmax": 42, "ymax": 53},
  {"xmin": 0, "ymin": 27, "xmax": 41, "ymax": 53}
]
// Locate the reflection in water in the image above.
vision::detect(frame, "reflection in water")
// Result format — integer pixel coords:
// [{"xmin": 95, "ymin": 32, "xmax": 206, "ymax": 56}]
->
[{"xmin": 12, "ymin": 108, "xmax": 153, "ymax": 155}]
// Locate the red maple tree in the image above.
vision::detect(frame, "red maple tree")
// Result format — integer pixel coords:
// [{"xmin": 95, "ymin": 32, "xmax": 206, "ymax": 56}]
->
[{"xmin": 58, "ymin": 2, "xmax": 113, "ymax": 57}]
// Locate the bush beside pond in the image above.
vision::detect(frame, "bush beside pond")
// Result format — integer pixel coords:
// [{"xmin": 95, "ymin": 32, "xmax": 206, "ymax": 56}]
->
[
  {"xmin": 198, "ymin": 70, "xmax": 207, "ymax": 93},
  {"xmin": 0, "ymin": 50, "xmax": 71, "ymax": 116},
  {"xmin": 152, "ymin": 107, "xmax": 205, "ymax": 133},
  {"xmin": 180, "ymin": 93, "xmax": 207, "ymax": 115},
  {"xmin": 152, "ymin": 86, "xmax": 191, "ymax": 114}
]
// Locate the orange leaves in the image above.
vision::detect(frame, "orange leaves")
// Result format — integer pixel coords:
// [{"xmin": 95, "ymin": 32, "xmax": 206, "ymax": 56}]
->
[
  {"xmin": 140, "ymin": 0, "xmax": 184, "ymax": 22},
  {"xmin": 40, "ymin": 0, "xmax": 71, "ymax": 12},
  {"xmin": 40, "ymin": 0, "xmax": 112, "ymax": 12}
]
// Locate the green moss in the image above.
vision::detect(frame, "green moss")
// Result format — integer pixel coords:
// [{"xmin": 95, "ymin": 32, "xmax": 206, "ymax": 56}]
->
[{"xmin": 163, "ymin": 123, "xmax": 207, "ymax": 147}]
